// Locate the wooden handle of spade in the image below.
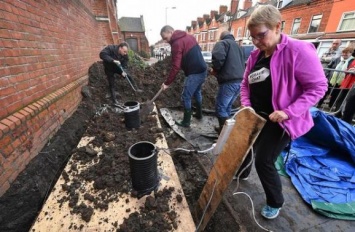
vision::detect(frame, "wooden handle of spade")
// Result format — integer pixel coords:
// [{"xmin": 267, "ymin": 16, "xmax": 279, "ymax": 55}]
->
[{"xmin": 150, "ymin": 87, "xmax": 163, "ymax": 103}]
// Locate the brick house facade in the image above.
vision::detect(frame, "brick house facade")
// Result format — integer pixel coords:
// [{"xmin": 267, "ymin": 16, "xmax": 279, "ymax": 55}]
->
[
  {"xmin": 0, "ymin": 0, "xmax": 125, "ymax": 196},
  {"xmin": 187, "ymin": 0, "xmax": 355, "ymax": 54}
]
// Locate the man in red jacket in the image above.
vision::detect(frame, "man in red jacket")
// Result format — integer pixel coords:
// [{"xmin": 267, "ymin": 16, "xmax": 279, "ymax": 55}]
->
[{"xmin": 160, "ymin": 25, "xmax": 207, "ymax": 127}]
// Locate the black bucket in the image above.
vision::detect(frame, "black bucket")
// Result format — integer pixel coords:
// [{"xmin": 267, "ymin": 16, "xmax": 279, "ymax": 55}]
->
[
  {"xmin": 124, "ymin": 101, "xmax": 140, "ymax": 129},
  {"xmin": 128, "ymin": 141, "xmax": 159, "ymax": 196}
]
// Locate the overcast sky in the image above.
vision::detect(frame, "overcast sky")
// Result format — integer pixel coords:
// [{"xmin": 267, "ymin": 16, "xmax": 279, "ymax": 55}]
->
[{"xmin": 116, "ymin": 0, "xmax": 253, "ymax": 45}]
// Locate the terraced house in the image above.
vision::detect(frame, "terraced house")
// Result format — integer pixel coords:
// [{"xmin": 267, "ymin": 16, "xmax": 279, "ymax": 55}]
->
[{"xmin": 188, "ymin": 0, "xmax": 355, "ymax": 56}]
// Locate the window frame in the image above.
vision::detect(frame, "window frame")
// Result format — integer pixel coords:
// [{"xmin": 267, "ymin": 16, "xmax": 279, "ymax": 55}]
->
[
  {"xmin": 291, "ymin": 18, "xmax": 301, "ymax": 35},
  {"xmin": 277, "ymin": 0, "xmax": 283, "ymax": 9},
  {"xmin": 337, "ymin": 11, "xmax": 355, "ymax": 32},
  {"xmin": 308, "ymin": 14, "xmax": 323, "ymax": 33},
  {"xmin": 281, "ymin": 21, "xmax": 285, "ymax": 32},
  {"xmin": 237, "ymin": 27, "xmax": 242, "ymax": 38}
]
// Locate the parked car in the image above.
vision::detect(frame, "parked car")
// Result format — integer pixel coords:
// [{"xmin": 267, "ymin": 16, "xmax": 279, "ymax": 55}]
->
[{"xmin": 201, "ymin": 51, "xmax": 212, "ymax": 64}]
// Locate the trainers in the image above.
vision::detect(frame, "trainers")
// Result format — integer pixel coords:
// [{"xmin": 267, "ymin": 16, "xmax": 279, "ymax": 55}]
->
[{"xmin": 261, "ymin": 205, "xmax": 281, "ymax": 219}]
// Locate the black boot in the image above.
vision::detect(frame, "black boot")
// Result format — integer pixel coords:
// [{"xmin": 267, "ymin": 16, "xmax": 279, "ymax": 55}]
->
[
  {"xmin": 176, "ymin": 109, "xmax": 192, "ymax": 127},
  {"xmin": 111, "ymin": 88, "xmax": 120, "ymax": 107},
  {"xmin": 193, "ymin": 102, "xmax": 203, "ymax": 120},
  {"xmin": 215, "ymin": 117, "xmax": 228, "ymax": 134}
]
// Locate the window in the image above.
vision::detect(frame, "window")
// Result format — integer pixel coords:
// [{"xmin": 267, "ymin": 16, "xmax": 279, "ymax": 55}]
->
[
  {"xmin": 281, "ymin": 21, "xmax": 285, "ymax": 32},
  {"xmin": 245, "ymin": 29, "xmax": 250, "ymax": 39},
  {"xmin": 338, "ymin": 11, "xmax": 355, "ymax": 32},
  {"xmin": 277, "ymin": 0, "xmax": 283, "ymax": 8},
  {"xmin": 202, "ymin": 32, "xmax": 206, "ymax": 41},
  {"xmin": 291, "ymin": 18, "xmax": 301, "ymax": 35},
  {"xmin": 237, "ymin": 27, "xmax": 242, "ymax": 38},
  {"xmin": 308, "ymin": 14, "xmax": 322, "ymax": 33}
]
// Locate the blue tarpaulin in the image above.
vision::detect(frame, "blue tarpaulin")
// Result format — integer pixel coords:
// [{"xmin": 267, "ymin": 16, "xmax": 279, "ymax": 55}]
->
[{"xmin": 280, "ymin": 109, "xmax": 355, "ymax": 220}]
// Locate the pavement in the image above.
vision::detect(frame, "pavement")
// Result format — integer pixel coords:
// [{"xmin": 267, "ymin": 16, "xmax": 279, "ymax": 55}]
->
[
  {"xmin": 144, "ymin": 57, "xmax": 159, "ymax": 66},
  {"xmin": 161, "ymin": 108, "xmax": 355, "ymax": 232}
]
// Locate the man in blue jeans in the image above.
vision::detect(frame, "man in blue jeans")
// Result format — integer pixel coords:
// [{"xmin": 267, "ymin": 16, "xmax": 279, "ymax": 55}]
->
[
  {"xmin": 210, "ymin": 31, "xmax": 245, "ymax": 132},
  {"xmin": 160, "ymin": 25, "xmax": 207, "ymax": 127}
]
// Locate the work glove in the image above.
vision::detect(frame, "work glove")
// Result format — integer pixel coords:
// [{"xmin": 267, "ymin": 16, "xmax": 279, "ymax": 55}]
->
[
  {"xmin": 161, "ymin": 83, "xmax": 169, "ymax": 90},
  {"xmin": 121, "ymin": 71, "xmax": 127, "ymax": 78}
]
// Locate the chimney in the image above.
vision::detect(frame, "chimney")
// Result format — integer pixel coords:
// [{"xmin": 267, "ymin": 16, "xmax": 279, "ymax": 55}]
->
[
  {"xmin": 197, "ymin": 17, "xmax": 204, "ymax": 27},
  {"xmin": 203, "ymin": 14, "xmax": 210, "ymax": 21},
  {"xmin": 210, "ymin": 10, "xmax": 218, "ymax": 19},
  {"xmin": 219, "ymin": 5, "xmax": 228, "ymax": 14},
  {"xmin": 243, "ymin": 0, "xmax": 253, "ymax": 9},
  {"xmin": 231, "ymin": 0, "xmax": 239, "ymax": 15},
  {"xmin": 191, "ymin": 20, "xmax": 197, "ymax": 29}
]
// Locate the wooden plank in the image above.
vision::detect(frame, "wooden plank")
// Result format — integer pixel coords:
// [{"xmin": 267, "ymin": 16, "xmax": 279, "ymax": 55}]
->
[
  {"xmin": 31, "ymin": 105, "xmax": 195, "ymax": 232},
  {"xmin": 194, "ymin": 108, "xmax": 266, "ymax": 231}
]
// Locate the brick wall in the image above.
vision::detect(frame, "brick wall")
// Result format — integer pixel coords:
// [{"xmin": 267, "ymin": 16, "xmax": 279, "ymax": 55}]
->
[
  {"xmin": 281, "ymin": 0, "xmax": 332, "ymax": 35},
  {"xmin": 0, "ymin": 0, "xmax": 119, "ymax": 196}
]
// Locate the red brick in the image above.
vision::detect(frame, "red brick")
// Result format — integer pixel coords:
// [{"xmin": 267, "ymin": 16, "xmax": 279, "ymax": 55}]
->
[
  {"xmin": 0, "ymin": 123, "xmax": 10, "ymax": 135},
  {"xmin": 3, "ymin": 39, "xmax": 20, "ymax": 48},
  {"xmin": 0, "ymin": 67, "xmax": 11, "ymax": 77},
  {"xmin": 28, "ymin": 104, "xmax": 40, "ymax": 114},
  {"xmin": 0, "ymin": 85, "xmax": 17, "ymax": 95},
  {"xmin": 23, "ymin": 107, "xmax": 36, "ymax": 117},
  {"xmin": 2, "ymin": 11, "xmax": 18, "ymax": 23},
  {"xmin": 0, "ymin": 134, "xmax": 11, "ymax": 147},
  {"xmin": 2, "ymin": 144, "xmax": 14, "ymax": 158},
  {"xmin": 9, "ymin": 65, "xmax": 27, "ymax": 75},
  {"xmin": 0, "ymin": 77, "xmax": 9, "ymax": 86},
  {"xmin": 7, "ymin": 115, "xmax": 21, "ymax": 127},
  {"xmin": 18, "ymin": 109, "xmax": 32, "ymax": 120},
  {"xmin": 5, "ymin": 101, "xmax": 24, "ymax": 117},
  {"xmin": 0, "ymin": 2, "xmax": 13, "ymax": 13},
  {"xmin": 11, "ymin": 137, "xmax": 22, "ymax": 150},
  {"xmin": 8, "ymin": 73, "xmax": 28, "ymax": 84},
  {"xmin": 13, "ymin": 112, "xmax": 26, "ymax": 124},
  {"xmin": 1, "ymin": 118, "xmax": 16, "ymax": 130}
]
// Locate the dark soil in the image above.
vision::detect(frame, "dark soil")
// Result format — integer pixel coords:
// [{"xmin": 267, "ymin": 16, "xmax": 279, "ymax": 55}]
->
[{"xmin": 0, "ymin": 57, "xmax": 239, "ymax": 232}]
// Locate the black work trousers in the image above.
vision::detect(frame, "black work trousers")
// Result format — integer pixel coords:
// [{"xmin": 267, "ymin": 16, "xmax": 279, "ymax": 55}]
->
[
  {"xmin": 342, "ymin": 88, "xmax": 355, "ymax": 124},
  {"xmin": 237, "ymin": 118, "xmax": 290, "ymax": 208},
  {"xmin": 103, "ymin": 63, "xmax": 138, "ymax": 102}
]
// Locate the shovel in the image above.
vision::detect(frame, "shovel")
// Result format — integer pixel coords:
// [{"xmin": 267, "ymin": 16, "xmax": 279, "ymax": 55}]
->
[
  {"xmin": 140, "ymin": 87, "xmax": 164, "ymax": 120},
  {"xmin": 116, "ymin": 63, "xmax": 142, "ymax": 93}
]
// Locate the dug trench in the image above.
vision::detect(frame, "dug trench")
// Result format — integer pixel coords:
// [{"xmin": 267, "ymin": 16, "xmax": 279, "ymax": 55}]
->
[{"xmin": 0, "ymin": 56, "xmax": 240, "ymax": 232}]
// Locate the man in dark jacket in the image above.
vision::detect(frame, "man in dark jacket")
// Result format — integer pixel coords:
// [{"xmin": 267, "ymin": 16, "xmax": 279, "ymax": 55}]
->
[
  {"xmin": 210, "ymin": 31, "xmax": 245, "ymax": 132},
  {"xmin": 160, "ymin": 25, "xmax": 207, "ymax": 127},
  {"xmin": 99, "ymin": 42, "xmax": 140, "ymax": 106}
]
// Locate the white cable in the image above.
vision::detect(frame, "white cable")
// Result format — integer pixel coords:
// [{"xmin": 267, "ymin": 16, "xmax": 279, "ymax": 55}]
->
[
  {"xmin": 232, "ymin": 191, "xmax": 273, "ymax": 232},
  {"xmin": 197, "ymin": 143, "xmax": 216, "ymax": 153},
  {"xmin": 195, "ymin": 179, "xmax": 218, "ymax": 232},
  {"xmin": 231, "ymin": 106, "xmax": 255, "ymax": 120},
  {"xmin": 232, "ymin": 147, "xmax": 273, "ymax": 232},
  {"xmin": 169, "ymin": 143, "xmax": 216, "ymax": 154}
]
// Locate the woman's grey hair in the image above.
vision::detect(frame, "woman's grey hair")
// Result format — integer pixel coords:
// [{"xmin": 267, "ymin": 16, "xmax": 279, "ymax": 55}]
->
[{"xmin": 247, "ymin": 5, "xmax": 282, "ymax": 29}]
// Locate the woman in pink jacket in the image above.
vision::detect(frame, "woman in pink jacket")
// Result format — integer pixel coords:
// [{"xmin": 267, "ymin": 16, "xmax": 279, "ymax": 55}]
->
[{"xmin": 238, "ymin": 5, "xmax": 327, "ymax": 219}]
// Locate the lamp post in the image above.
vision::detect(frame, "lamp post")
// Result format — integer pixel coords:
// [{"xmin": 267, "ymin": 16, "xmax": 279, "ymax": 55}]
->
[{"xmin": 165, "ymin": 6, "xmax": 176, "ymax": 25}]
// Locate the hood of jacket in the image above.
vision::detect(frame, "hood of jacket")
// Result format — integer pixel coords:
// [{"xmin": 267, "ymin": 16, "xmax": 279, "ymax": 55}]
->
[
  {"xmin": 170, "ymin": 30, "xmax": 187, "ymax": 45},
  {"xmin": 221, "ymin": 34, "xmax": 235, "ymax": 41}
]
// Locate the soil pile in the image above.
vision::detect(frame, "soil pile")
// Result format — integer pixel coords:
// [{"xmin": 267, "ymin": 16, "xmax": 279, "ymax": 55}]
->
[{"xmin": 0, "ymin": 57, "xmax": 238, "ymax": 232}]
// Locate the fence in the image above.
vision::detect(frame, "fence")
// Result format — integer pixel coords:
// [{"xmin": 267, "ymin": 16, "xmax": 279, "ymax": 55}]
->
[{"xmin": 317, "ymin": 67, "xmax": 355, "ymax": 124}]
